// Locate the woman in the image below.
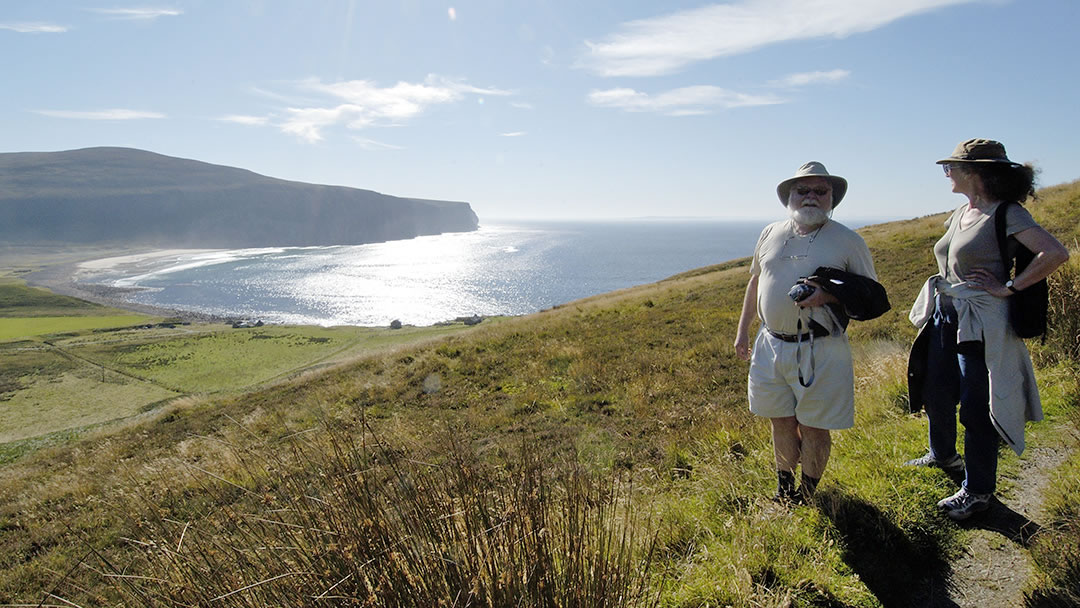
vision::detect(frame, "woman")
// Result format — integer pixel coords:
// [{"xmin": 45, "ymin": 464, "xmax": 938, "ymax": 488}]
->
[{"xmin": 905, "ymin": 138, "xmax": 1069, "ymax": 521}]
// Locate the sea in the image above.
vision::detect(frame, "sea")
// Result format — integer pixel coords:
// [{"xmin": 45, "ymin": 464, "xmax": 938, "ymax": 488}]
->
[{"xmin": 79, "ymin": 219, "xmax": 868, "ymax": 327}]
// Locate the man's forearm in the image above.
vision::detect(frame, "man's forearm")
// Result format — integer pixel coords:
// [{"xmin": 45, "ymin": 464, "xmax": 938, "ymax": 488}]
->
[{"xmin": 737, "ymin": 276, "xmax": 759, "ymax": 335}]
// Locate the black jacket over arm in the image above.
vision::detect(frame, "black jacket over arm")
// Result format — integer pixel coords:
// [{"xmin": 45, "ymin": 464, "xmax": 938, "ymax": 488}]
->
[{"xmin": 807, "ymin": 266, "xmax": 891, "ymax": 331}]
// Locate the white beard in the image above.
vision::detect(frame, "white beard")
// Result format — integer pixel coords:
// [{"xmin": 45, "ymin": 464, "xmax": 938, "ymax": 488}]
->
[{"xmin": 789, "ymin": 205, "xmax": 830, "ymax": 230}]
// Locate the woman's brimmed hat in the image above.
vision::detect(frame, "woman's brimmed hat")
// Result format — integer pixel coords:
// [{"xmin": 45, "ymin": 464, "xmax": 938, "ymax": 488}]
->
[
  {"xmin": 776, "ymin": 161, "xmax": 848, "ymax": 207},
  {"xmin": 936, "ymin": 138, "xmax": 1021, "ymax": 167}
]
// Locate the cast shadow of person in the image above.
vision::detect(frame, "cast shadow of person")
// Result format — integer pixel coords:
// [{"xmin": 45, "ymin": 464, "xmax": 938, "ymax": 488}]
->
[
  {"xmin": 942, "ymin": 468, "xmax": 1042, "ymax": 546},
  {"xmin": 815, "ymin": 486, "xmax": 957, "ymax": 608}
]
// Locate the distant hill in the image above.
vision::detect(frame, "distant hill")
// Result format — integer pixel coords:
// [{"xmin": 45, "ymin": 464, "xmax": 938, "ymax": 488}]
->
[{"xmin": 0, "ymin": 147, "xmax": 479, "ymax": 247}]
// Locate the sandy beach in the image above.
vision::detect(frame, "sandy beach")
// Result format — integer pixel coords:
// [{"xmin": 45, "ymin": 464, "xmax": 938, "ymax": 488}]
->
[{"xmin": 4, "ymin": 245, "xmax": 230, "ymax": 323}]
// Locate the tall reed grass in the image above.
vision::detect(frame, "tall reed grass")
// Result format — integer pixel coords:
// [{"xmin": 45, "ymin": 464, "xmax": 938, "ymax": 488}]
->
[
  {"xmin": 1042, "ymin": 251, "xmax": 1080, "ymax": 364},
  {"xmin": 1026, "ymin": 249, "xmax": 1080, "ymax": 607},
  {"xmin": 108, "ymin": 415, "xmax": 661, "ymax": 607}
]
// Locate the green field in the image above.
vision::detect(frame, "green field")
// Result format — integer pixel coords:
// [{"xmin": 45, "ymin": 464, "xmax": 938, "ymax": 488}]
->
[
  {"xmin": 0, "ymin": 306, "xmax": 481, "ymax": 462},
  {"xmin": 0, "ymin": 279, "xmax": 115, "ymax": 316},
  {"xmin": 0, "ymin": 278, "xmax": 157, "ymax": 340},
  {"xmin": 0, "ymin": 315, "xmax": 152, "ymax": 340},
  {"xmin": 63, "ymin": 324, "xmax": 470, "ymax": 393}
]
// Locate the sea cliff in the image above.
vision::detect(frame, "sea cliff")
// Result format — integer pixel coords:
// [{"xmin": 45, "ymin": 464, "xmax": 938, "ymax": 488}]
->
[{"xmin": 0, "ymin": 147, "xmax": 479, "ymax": 247}]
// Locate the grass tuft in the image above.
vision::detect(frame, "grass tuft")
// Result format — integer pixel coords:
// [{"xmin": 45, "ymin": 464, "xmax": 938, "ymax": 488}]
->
[{"xmin": 106, "ymin": 417, "xmax": 661, "ymax": 607}]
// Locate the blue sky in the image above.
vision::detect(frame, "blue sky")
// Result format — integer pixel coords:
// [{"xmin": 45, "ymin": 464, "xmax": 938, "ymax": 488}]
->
[{"xmin": 2, "ymin": 1, "xmax": 1077, "ymax": 222}]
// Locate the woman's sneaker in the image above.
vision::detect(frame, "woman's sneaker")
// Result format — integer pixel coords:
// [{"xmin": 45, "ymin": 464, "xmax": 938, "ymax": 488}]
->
[
  {"xmin": 937, "ymin": 488, "xmax": 992, "ymax": 521},
  {"xmin": 904, "ymin": 452, "xmax": 965, "ymax": 474}
]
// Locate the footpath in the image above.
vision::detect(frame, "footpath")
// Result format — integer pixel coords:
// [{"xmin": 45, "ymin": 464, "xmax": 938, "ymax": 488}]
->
[{"xmin": 917, "ymin": 443, "xmax": 1068, "ymax": 607}]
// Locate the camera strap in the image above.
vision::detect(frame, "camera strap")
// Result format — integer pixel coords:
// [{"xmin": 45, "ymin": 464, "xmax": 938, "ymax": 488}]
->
[{"xmin": 795, "ymin": 311, "xmax": 815, "ymax": 387}]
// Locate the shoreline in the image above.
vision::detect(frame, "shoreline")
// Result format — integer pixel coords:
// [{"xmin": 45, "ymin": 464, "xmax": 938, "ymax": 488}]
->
[
  {"xmin": 13, "ymin": 247, "xmax": 232, "ymax": 324},
  {"xmin": 11, "ymin": 247, "xmax": 488, "ymax": 328}
]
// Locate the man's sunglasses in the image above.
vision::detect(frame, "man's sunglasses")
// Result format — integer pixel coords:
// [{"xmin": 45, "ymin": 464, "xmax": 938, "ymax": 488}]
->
[{"xmin": 795, "ymin": 186, "xmax": 830, "ymax": 196}]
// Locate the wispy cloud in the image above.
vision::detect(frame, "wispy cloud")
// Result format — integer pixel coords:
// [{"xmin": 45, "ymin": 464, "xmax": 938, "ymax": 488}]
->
[
  {"xmin": 587, "ymin": 86, "xmax": 783, "ymax": 115},
  {"xmin": 0, "ymin": 23, "xmax": 68, "ymax": 33},
  {"xmin": 218, "ymin": 114, "xmax": 270, "ymax": 126},
  {"xmin": 500, "ymin": 131, "xmax": 527, "ymax": 137},
  {"xmin": 33, "ymin": 108, "xmax": 165, "ymax": 120},
  {"xmin": 88, "ymin": 8, "xmax": 183, "ymax": 21},
  {"xmin": 510, "ymin": 101, "xmax": 535, "ymax": 110},
  {"xmin": 771, "ymin": 69, "xmax": 851, "ymax": 88},
  {"xmin": 580, "ymin": 0, "xmax": 980, "ymax": 76},
  {"xmin": 271, "ymin": 75, "xmax": 512, "ymax": 143}
]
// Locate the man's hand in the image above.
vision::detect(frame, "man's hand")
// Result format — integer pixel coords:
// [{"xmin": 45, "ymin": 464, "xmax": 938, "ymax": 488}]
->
[
  {"xmin": 734, "ymin": 332, "xmax": 751, "ymax": 361},
  {"xmin": 796, "ymin": 280, "xmax": 839, "ymax": 309}
]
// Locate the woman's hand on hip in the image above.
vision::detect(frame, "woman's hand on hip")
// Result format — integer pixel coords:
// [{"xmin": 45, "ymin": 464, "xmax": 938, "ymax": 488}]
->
[{"xmin": 965, "ymin": 268, "xmax": 1010, "ymax": 297}]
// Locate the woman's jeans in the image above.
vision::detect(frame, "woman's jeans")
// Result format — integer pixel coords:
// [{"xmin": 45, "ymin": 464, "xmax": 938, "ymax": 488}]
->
[{"xmin": 923, "ymin": 296, "xmax": 999, "ymax": 495}]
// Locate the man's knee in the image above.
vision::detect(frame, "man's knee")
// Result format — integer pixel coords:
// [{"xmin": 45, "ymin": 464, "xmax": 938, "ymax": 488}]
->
[
  {"xmin": 799, "ymin": 424, "xmax": 832, "ymax": 443},
  {"xmin": 771, "ymin": 416, "xmax": 799, "ymax": 433}
]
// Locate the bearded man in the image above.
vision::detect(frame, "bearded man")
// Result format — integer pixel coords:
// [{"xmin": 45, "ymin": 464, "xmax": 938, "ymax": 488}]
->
[{"xmin": 733, "ymin": 162, "xmax": 886, "ymax": 503}]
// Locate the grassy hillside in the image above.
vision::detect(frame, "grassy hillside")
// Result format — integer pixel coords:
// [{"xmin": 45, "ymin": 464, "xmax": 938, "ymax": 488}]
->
[{"xmin": 2, "ymin": 181, "xmax": 1079, "ymax": 606}]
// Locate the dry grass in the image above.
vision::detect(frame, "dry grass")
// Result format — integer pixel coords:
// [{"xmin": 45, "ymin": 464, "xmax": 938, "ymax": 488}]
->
[{"xmin": 102, "ymin": 417, "xmax": 661, "ymax": 607}]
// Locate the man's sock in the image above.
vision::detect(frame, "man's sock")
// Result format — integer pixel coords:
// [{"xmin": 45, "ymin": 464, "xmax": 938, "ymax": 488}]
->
[
  {"xmin": 799, "ymin": 472, "xmax": 820, "ymax": 499},
  {"xmin": 775, "ymin": 469, "xmax": 797, "ymax": 500}
]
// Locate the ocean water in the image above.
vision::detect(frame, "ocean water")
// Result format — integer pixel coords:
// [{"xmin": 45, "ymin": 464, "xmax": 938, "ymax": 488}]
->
[{"xmin": 89, "ymin": 220, "xmax": 772, "ymax": 327}]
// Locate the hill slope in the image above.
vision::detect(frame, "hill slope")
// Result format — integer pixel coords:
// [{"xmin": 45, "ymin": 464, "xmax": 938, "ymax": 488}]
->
[
  {"xmin": 1, "ymin": 180, "xmax": 1078, "ymax": 606},
  {"xmin": 0, "ymin": 147, "xmax": 479, "ymax": 247}
]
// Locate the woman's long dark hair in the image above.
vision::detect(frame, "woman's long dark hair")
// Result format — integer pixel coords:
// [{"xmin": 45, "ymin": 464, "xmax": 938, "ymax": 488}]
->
[{"xmin": 968, "ymin": 162, "xmax": 1039, "ymax": 204}]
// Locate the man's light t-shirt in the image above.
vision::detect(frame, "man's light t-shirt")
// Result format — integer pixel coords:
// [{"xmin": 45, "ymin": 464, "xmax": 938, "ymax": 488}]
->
[{"xmin": 750, "ymin": 219, "xmax": 877, "ymax": 335}]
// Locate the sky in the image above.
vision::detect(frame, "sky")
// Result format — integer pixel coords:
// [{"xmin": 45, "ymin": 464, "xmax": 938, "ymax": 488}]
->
[{"xmin": 2, "ymin": 0, "xmax": 1078, "ymax": 223}]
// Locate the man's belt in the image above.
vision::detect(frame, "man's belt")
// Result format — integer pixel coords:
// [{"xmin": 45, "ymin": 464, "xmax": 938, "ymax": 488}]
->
[{"xmin": 766, "ymin": 325, "xmax": 829, "ymax": 343}]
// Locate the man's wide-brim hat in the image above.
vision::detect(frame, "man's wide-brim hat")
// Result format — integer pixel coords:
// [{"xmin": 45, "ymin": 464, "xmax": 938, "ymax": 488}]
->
[
  {"xmin": 776, "ymin": 161, "xmax": 848, "ymax": 207},
  {"xmin": 936, "ymin": 138, "xmax": 1021, "ymax": 167}
]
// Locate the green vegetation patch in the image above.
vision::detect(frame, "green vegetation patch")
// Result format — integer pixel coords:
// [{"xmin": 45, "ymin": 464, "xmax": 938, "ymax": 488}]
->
[
  {"xmin": 0, "ymin": 368, "xmax": 179, "ymax": 443},
  {"xmin": 64, "ymin": 325, "xmax": 467, "ymax": 394},
  {"xmin": 66, "ymin": 326, "xmax": 355, "ymax": 393},
  {"xmin": 0, "ymin": 342, "xmax": 78, "ymax": 397},
  {"xmin": 0, "ymin": 315, "xmax": 151, "ymax": 341},
  {"xmin": 0, "ymin": 281, "xmax": 107, "ymax": 317}
]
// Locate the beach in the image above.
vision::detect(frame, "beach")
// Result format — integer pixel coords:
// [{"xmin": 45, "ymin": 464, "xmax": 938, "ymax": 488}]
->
[{"xmin": 5, "ymin": 245, "xmax": 231, "ymax": 323}]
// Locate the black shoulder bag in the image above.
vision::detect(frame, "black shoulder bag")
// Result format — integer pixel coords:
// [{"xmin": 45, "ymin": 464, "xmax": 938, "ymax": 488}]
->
[{"xmin": 994, "ymin": 202, "xmax": 1048, "ymax": 339}]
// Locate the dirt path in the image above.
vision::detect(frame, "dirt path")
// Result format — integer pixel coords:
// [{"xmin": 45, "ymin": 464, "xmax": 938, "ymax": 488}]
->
[{"xmin": 918, "ymin": 443, "xmax": 1067, "ymax": 607}]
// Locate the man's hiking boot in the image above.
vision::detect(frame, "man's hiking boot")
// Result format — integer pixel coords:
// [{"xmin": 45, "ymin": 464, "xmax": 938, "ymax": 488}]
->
[
  {"xmin": 937, "ymin": 487, "xmax": 992, "ymax": 521},
  {"xmin": 904, "ymin": 452, "xmax": 965, "ymax": 474},
  {"xmin": 771, "ymin": 488, "xmax": 805, "ymax": 506}
]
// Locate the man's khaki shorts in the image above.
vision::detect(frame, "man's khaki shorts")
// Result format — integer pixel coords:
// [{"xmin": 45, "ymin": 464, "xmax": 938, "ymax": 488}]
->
[{"xmin": 747, "ymin": 328, "xmax": 855, "ymax": 429}]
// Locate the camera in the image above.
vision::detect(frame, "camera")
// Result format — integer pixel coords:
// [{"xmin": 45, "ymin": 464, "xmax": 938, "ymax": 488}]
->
[{"xmin": 788, "ymin": 282, "xmax": 816, "ymax": 302}]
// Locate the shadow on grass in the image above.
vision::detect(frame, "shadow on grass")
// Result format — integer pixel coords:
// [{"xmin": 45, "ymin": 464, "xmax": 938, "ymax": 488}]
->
[{"xmin": 816, "ymin": 486, "xmax": 953, "ymax": 608}]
